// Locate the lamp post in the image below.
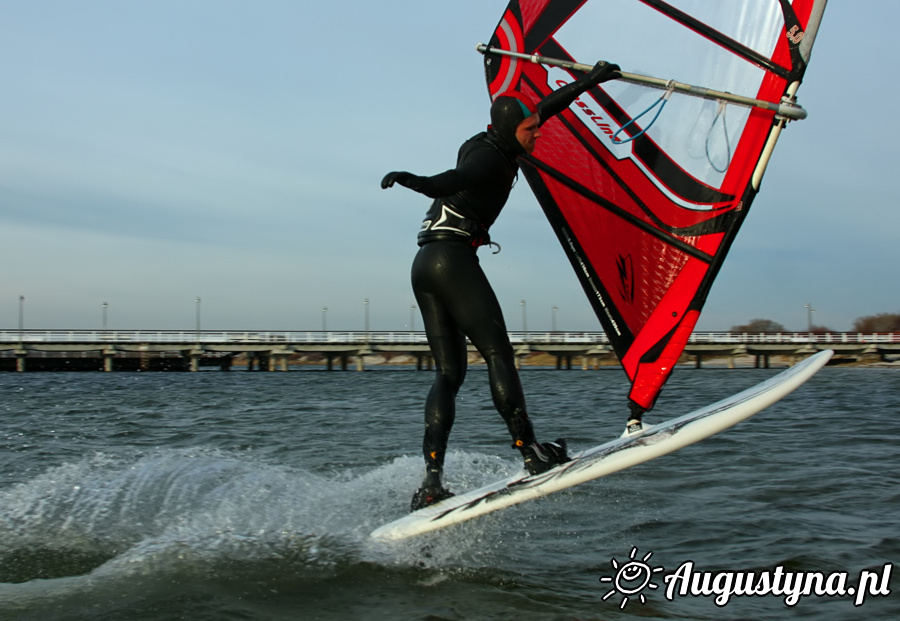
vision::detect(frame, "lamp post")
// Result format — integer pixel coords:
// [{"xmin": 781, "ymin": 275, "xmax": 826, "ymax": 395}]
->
[
  {"xmin": 102, "ymin": 302, "xmax": 108, "ymax": 329},
  {"xmin": 410, "ymin": 304, "xmax": 417, "ymax": 335},
  {"xmin": 552, "ymin": 305, "xmax": 558, "ymax": 332},
  {"xmin": 195, "ymin": 297, "xmax": 202, "ymax": 338},
  {"xmin": 804, "ymin": 303, "xmax": 815, "ymax": 334},
  {"xmin": 18, "ymin": 295, "xmax": 24, "ymax": 343},
  {"xmin": 363, "ymin": 298, "xmax": 370, "ymax": 340},
  {"xmin": 520, "ymin": 299, "xmax": 528, "ymax": 341},
  {"xmin": 322, "ymin": 306, "xmax": 328, "ymax": 332}
]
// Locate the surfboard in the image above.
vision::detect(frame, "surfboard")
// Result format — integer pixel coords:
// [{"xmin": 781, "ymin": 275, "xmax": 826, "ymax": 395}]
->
[{"xmin": 371, "ymin": 349, "xmax": 833, "ymax": 541}]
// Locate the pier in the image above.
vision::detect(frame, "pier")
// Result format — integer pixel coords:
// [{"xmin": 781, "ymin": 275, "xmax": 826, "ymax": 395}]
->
[{"xmin": 1, "ymin": 330, "xmax": 898, "ymax": 372}]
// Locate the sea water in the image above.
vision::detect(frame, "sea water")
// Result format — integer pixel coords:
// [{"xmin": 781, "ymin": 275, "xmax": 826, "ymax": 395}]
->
[{"xmin": 1, "ymin": 365, "xmax": 898, "ymax": 620}]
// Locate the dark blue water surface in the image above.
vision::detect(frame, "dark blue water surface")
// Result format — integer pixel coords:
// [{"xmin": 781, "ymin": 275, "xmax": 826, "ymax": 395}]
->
[{"xmin": 1, "ymin": 363, "xmax": 898, "ymax": 620}]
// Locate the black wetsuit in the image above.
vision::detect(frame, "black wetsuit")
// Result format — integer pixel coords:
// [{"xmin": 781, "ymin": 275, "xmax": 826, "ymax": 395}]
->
[
  {"xmin": 384, "ymin": 62, "xmax": 620, "ymax": 482},
  {"xmin": 409, "ymin": 130, "xmax": 532, "ymax": 475}
]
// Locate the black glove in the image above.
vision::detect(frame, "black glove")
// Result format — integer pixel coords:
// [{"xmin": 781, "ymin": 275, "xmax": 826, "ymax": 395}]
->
[
  {"xmin": 585, "ymin": 61, "xmax": 621, "ymax": 86},
  {"xmin": 381, "ymin": 171, "xmax": 414, "ymax": 189}
]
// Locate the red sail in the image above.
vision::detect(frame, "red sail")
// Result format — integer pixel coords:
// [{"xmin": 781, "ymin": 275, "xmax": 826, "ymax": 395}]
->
[{"xmin": 484, "ymin": 0, "xmax": 827, "ymax": 411}]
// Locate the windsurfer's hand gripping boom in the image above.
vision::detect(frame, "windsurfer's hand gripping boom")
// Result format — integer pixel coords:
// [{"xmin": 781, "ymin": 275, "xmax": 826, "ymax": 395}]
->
[
  {"xmin": 536, "ymin": 60, "xmax": 621, "ymax": 121},
  {"xmin": 586, "ymin": 60, "xmax": 622, "ymax": 84}
]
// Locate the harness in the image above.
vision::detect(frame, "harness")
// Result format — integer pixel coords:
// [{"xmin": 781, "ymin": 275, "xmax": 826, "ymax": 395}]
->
[{"xmin": 417, "ymin": 203, "xmax": 499, "ymax": 252}]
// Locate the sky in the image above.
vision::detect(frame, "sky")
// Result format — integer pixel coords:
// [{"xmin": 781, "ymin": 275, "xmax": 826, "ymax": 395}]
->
[{"xmin": 1, "ymin": 1, "xmax": 896, "ymax": 333}]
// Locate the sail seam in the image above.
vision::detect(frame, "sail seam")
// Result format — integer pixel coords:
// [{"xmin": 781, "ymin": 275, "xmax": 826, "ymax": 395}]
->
[
  {"xmin": 522, "ymin": 155, "xmax": 715, "ymax": 264},
  {"xmin": 638, "ymin": 0, "xmax": 792, "ymax": 79}
]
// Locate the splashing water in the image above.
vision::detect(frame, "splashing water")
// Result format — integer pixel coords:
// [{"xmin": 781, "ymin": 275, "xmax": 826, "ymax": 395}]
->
[{"xmin": 0, "ymin": 446, "xmax": 532, "ymax": 613}]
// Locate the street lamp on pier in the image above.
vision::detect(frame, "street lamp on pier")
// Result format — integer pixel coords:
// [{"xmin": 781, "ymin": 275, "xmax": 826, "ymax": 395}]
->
[
  {"xmin": 363, "ymin": 298, "xmax": 370, "ymax": 339},
  {"xmin": 195, "ymin": 297, "xmax": 202, "ymax": 337},
  {"xmin": 520, "ymin": 299, "xmax": 528, "ymax": 341},
  {"xmin": 322, "ymin": 306, "xmax": 328, "ymax": 332},
  {"xmin": 102, "ymin": 302, "xmax": 108, "ymax": 329},
  {"xmin": 18, "ymin": 295, "xmax": 24, "ymax": 343}
]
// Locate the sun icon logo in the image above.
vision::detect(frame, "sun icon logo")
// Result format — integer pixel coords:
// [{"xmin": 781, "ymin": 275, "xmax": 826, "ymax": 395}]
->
[{"xmin": 599, "ymin": 546, "xmax": 665, "ymax": 609}]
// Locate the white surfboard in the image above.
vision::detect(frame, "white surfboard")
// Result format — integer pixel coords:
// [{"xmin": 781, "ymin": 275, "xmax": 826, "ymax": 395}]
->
[{"xmin": 371, "ymin": 349, "xmax": 833, "ymax": 541}]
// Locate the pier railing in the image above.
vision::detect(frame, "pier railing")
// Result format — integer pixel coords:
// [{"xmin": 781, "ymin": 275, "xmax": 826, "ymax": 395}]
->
[
  {"xmin": 1, "ymin": 330, "xmax": 898, "ymax": 345},
  {"xmin": 2, "ymin": 330, "xmax": 896, "ymax": 372}
]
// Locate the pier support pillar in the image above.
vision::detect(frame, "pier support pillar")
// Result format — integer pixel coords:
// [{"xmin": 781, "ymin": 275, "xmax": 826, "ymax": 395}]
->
[
  {"xmin": 15, "ymin": 349, "xmax": 27, "ymax": 372},
  {"xmin": 695, "ymin": 355, "xmax": 702, "ymax": 369},
  {"xmin": 102, "ymin": 349, "xmax": 116, "ymax": 372},
  {"xmin": 186, "ymin": 349, "xmax": 203, "ymax": 372},
  {"xmin": 270, "ymin": 352, "xmax": 291, "ymax": 371},
  {"xmin": 356, "ymin": 356, "xmax": 365, "ymax": 371},
  {"xmin": 415, "ymin": 355, "xmax": 432, "ymax": 371}
]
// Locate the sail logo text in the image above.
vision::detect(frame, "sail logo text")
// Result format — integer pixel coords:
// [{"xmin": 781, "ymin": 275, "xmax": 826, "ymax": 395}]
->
[
  {"xmin": 786, "ymin": 25, "xmax": 805, "ymax": 44},
  {"xmin": 599, "ymin": 547, "xmax": 893, "ymax": 610},
  {"xmin": 556, "ymin": 79, "xmax": 617, "ymax": 138}
]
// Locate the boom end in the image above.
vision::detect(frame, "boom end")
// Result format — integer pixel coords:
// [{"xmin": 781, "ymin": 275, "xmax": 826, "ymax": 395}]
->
[{"xmin": 778, "ymin": 103, "xmax": 808, "ymax": 121}]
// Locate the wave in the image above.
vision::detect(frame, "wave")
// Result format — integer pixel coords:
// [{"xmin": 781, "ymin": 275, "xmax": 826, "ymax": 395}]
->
[{"xmin": 0, "ymin": 447, "xmax": 534, "ymax": 615}]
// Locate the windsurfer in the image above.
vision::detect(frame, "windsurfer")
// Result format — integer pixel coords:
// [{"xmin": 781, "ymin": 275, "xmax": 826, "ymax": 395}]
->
[{"xmin": 382, "ymin": 61, "xmax": 621, "ymax": 511}]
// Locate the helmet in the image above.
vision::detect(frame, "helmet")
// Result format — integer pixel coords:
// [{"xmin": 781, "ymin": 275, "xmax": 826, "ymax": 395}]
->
[{"xmin": 490, "ymin": 91, "xmax": 538, "ymax": 153}]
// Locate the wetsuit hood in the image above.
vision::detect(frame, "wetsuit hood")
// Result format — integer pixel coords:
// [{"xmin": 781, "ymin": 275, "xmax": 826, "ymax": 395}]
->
[{"xmin": 489, "ymin": 91, "xmax": 537, "ymax": 156}]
